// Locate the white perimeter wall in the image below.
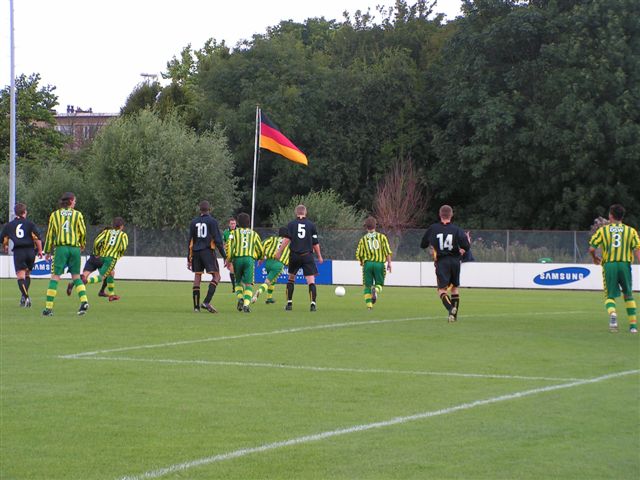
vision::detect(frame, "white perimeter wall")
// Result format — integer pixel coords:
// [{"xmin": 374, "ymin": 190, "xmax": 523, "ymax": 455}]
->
[{"xmin": 1, "ymin": 255, "xmax": 638, "ymax": 291}]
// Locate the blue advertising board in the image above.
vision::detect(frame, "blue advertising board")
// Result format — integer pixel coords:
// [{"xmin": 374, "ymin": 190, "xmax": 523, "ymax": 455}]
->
[
  {"xmin": 533, "ymin": 266, "xmax": 590, "ymax": 286},
  {"xmin": 254, "ymin": 260, "xmax": 333, "ymax": 285},
  {"xmin": 30, "ymin": 257, "xmax": 52, "ymax": 276}
]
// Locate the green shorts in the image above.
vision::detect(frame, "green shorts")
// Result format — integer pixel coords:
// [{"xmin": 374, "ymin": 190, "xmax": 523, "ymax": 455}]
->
[
  {"xmin": 232, "ymin": 256, "xmax": 255, "ymax": 285},
  {"xmin": 51, "ymin": 245, "xmax": 82, "ymax": 276},
  {"xmin": 98, "ymin": 257, "xmax": 118, "ymax": 278},
  {"xmin": 602, "ymin": 261, "xmax": 633, "ymax": 298},
  {"xmin": 264, "ymin": 258, "xmax": 284, "ymax": 283},
  {"xmin": 362, "ymin": 261, "xmax": 386, "ymax": 288}
]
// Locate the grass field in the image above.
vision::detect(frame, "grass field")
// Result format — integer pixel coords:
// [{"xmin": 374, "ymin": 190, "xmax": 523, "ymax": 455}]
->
[{"xmin": 1, "ymin": 279, "xmax": 639, "ymax": 480}]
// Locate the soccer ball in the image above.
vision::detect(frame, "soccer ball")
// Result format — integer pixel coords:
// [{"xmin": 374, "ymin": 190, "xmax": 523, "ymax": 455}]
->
[{"xmin": 334, "ymin": 286, "xmax": 346, "ymax": 297}]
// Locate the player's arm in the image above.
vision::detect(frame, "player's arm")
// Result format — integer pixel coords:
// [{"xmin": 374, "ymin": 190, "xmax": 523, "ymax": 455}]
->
[
  {"xmin": 43, "ymin": 213, "xmax": 57, "ymax": 257},
  {"xmin": 211, "ymin": 220, "xmax": 226, "ymax": 260},
  {"xmin": 311, "ymin": 224, "xmax": 323, "ymax": 264},
  {"xmin": 119, "ymin": 232, "xmax": 129, "ymax": 257},
  {"xmin": 355, "ymin": 238, "xmax": 364, "ymax": 265},
  {"xmin": 275, "ymin": 237, "xmax": 290, "ymax": 261},
  {"xmin": 420, "ymin": 228, "xmax": 431, "ymax": 249},
  {"xmin": 0, "ymin": 224, "xmax": 9, "ymax": 253},
  {"xmin": 77, "ymin": 212, "xmax": 86, "ymax": 250},
  {"xmin": 383, "ymin": 235, "xmax": 393, "ymax": 272}
]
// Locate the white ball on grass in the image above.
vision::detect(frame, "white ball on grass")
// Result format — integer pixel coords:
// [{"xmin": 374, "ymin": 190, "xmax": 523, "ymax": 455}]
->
[{"xmin": 334, "ymin": 286, "xmax": 346, "ymax": 297}]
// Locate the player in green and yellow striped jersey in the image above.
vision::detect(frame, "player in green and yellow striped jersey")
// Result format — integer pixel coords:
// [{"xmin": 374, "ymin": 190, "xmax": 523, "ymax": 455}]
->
[
  {"xmin": 252, "ymin": 227, "xmax": 290, "ymax": 305},
  {"xmin": 589, "ymin": 204, "xmax": 640, "ymax": 333},
  {"xmin": 356, "ymin": 217, "xmax": 392, "ymax": 309},
  {"xmin": 222, "ymin": 218, "xmax": 237, "ymax": 292},
  {"xmin": 85, "ymin": 217, "xmax": 129, "ymax": 301},
  {"xmin": 225, "ymin": 212, "xmax": 263, "ymax": 312},
  {"xmin": 42, "ymin": 192, "xmax": 89, "ymax": 316}
]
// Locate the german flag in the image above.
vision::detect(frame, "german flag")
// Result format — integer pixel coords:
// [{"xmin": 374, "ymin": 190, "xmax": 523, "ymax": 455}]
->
[{"xmin": 259, "ymin": 112, "xmax": 308, "ymax": 166}]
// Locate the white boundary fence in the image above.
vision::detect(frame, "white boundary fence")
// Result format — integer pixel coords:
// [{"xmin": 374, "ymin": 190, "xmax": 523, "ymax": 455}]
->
[{"xmin": 1, "ymin": 256, "xmax": 638, "ymax": 291}]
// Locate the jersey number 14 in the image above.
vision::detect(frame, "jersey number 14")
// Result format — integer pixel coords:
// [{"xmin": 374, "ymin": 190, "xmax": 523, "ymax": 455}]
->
[{"xmin": 437, "ymin": 233, "xmax": 453, "ymax": 251}]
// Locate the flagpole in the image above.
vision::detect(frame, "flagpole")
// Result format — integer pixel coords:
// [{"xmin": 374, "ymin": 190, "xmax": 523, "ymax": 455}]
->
[{"xmin": 250, "ymin": 105, "xmax": 260, "ymax": 230}]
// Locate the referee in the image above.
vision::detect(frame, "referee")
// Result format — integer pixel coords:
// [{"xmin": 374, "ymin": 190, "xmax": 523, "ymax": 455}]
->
[{"xmin": 275, "ymin": 204, "xmax": 323, "ymax": 311}]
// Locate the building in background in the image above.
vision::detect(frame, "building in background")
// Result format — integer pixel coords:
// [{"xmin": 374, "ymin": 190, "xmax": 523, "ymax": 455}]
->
[{"xmin": 54, "ymin": 105, "xmax": 117, "ymax": 149}]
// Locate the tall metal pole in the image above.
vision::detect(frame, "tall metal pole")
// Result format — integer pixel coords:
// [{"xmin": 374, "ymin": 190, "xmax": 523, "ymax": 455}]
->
[
  {"xmin": 8, "ymin": 0, "xmax": 17, "ymax": 221},
  {"xmin": 250, "ymin": 105, "xmax": 260, "ymax": 230}
]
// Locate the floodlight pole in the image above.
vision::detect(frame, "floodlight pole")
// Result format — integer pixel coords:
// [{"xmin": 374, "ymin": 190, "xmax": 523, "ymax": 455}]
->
[{"xmin": 8, "ymin": 0, "xmax": 17, "ymax": 221}]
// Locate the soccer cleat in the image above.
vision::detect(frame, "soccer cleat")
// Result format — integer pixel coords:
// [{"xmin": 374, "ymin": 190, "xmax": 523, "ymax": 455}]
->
[
  {"xmin": 78, "ymin": 302, "xmax": 89, "ymax": 315},
  {"xmin": 609, "ymin": 313, "xmax": 618, "ymax": 333},
  {"xmin": 630, "ymin": 326, "xmax": 638, "ymax": 334},
  {"xmin": 108, "ymin": 295, "xmax": 120, "ymax": 302},
  {"xmin": 19, "ymin": 296, "xmax": 26, "ymax": 307},
  {"xmin": 24, "ymin": 297, "xmax": 32, "ymax": 308},
  {"xmin": 285, "ymin": 302, "xmax": 293, "ymax": 311},
  {"xmin": 42, "ymin": 308, "xmax": 54, "ymax": 317},
  {"xmin": 98, "ymin": 290, "xmax": 109, "ymax": 298},
  {"xmin": 371, "ymin": 286, "xmax": 377, "ymax": 305},
  {"xmin": 265, "ymin": 298, "xmax": 275, "ymax": 304},
  {"xmin": 66, "ymin": 282, "xmax": 74, "ymax": 296},
  {"xmin": 448, "ymin": 307, "xmax": 457, "ymax": 323},
  {"xmin": 201, "ymin": 303, "xmax": 218, "ymax": 314},
  {"xmin": 237, "ymin": 298, "xmax": 244, "ymax": 311},
  {"xmin": 367, "ymin": 305, "xmax": 373, "ymax": 311},
  {"xmin": 310, "ymin": 302, "xmax": 317, "ymax": 312},
  {"xmin": 242, "ymin": 305, "xmax": 251, "ymax": 313},
  {"xmin": 194, "ymin": 306, "xmax": 201, "ymax": 313}
]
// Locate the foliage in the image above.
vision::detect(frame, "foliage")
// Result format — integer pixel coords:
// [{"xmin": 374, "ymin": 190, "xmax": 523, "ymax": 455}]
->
[
  {"xmin": 86, "ymin": 110, "xmax": 239, "ymax": 228},
  {"xmin": 430, "ymin": 0, "xmax": 640, "ymax": 228},
  {"xmin": 0, "ymin": 73, "xmax": 67, "ymax": 169},
  {"xmin": 269, "ymin": 189, "xmax": 366, "ymax": 229}
]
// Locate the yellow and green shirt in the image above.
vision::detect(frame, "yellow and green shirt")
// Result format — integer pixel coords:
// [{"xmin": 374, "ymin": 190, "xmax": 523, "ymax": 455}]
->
[
  {"xmin": 226, "ymin": 228, "xmax": 263, "ymax": 260},
  {"xmin": 589, "ymin": 222, "xmax": 640, "ymax": 263},
  {"xmin": 44, "ymin": 208, "xmax": 86, "ymax": 253},
  {"xmin": 262, "ymin": 235, "xmax": 290, "ymax": 265},
  {"xmin": 96, "ymin": 229, "xmax": 129, "ymax": 260},
  {"xmin": 356, "ymin": 231, "xmax": 392, "ymax": 263}
]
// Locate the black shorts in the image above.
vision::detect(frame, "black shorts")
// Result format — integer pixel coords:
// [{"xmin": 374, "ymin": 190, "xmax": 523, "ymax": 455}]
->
[
  {"xmin": 13, "ymin": 247, "xmax": 36, "ymax": 272},
  {"xmin": 288, "ymin": 252, "xmax": 318, "ymax": 277},
  {"xmin": 82, "ymin": 255, "xmax": 104, "ymax": 273},
  {"xmin": 192, "ymin": 249, "xmax": 219, "ymax": 274},
  {"xmin": 434, "ymin": 255, "xmax": 461, "ymax": 289}
]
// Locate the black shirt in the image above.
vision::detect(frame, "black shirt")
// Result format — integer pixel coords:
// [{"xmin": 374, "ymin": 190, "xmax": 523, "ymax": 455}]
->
[
  {"xmin": 0, "ymin": 217, "xmax": 42, "ymax": 250},
  {"xmin": 420, "ymin": 222, "xmax": 470, "ymax": 259},
  {"xmin": 188, "ymin": 214, "xmax": 226, "ymax": 258},
  {"xmin": 285, "ymin": 218, "xmax": 319, "ymax": 254}
]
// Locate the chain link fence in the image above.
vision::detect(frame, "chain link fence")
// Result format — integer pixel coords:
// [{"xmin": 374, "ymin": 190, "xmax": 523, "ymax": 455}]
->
[{"xmin": 80, "ymin": 226, "xmax": 593, "ymax": 263}]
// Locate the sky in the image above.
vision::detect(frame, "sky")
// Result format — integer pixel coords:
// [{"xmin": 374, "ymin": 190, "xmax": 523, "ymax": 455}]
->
[{"xmin": 1, "ymin": 0, "xmax": 462, "ymax": 114}]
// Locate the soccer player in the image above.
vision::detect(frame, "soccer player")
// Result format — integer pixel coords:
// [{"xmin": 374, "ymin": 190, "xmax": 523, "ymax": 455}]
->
[
  {"xmin": 355, "ymin": 217, "xmax": 392, "ymax": 310},
  {"xmin": 222, "ymin": 217, "xmax": 237, "ymax": 292},
  {"xmin": 187, "ymin": 201, "xmax": 226, "ymax": 313},
  {"xmin": 275, "ymin": 204, "xmax": 323, "ymax": 312},
  {"xmin": 42, "ymin": 192, "xmax": 89, "ymax": 316},
  {"xmin": 420, "ymin": 205, "xmax": 470, "ymax": 322},
  {"xmin": 66, "ymin": 225, "xmax": 111, "ymax": 298},
  {"xmin": 252, "ymin": 226, "xmax": 290, "ymax": 305},
  {"xmin": 225, "ymin": 212, "xmax": 263, "ymax": 313},
  {"xmin": 1, "ymin": 203, "xmax": 43, "ymax": 307},
  {"xmin": 588, "ymin": 204, "xmax": 640, "ymax": 333},
  {"xmin": 83, "ymin": 217, "xmax": 129, "ymax": 301}
]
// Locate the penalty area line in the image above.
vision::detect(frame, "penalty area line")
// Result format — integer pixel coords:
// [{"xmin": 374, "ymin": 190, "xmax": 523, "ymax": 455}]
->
[
  {"xmin": 117, "ymin": 369, "xmax": 638, "ymax": 480},
  {"xmin": 68, "ymin": 355, "xmax": 587, "ymax": 382},
  {"xmin": 60, "ymin": 310, "xmax": 588, "ymax": 359}
]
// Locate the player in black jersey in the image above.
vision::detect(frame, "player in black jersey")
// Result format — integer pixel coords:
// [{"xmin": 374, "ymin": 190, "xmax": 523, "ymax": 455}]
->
[
  {"xmin": 1, "ymin": 203, "xmax": 43, "ymax": 307},
  {"xmin": 187, "ymin": 201, "xmax": 227, "ymax": 313},
  {"xmin": 275, "ymin": 204, "xmax": 323, "ymax": 311},
  {"xmin": 420, "ymin": 205, "xmax": 470, "ymax": 322}
]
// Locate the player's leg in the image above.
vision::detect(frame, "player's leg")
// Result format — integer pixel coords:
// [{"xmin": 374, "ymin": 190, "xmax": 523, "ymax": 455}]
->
[
  {"xmin": 371, "ymin": 262, "xmax": 385, "ymax": 305},
  {"xmin": 239, "ymin": 258, "xmax": 254, "ymax": 312},
  {"xmin": 619, "ymin": 264, "xmax": 637, "ymax": 333},
  {"xmin": 362, "ymin": 262, "xmax": 374, "ymax": 309},
  {"xmin": 99, "ymin": 276, "xmax": 109, "ymax": 297},
  {"xmin": 285, "ymin": 255, "xmax": 302, "ymax": 310},
  {"xmin": 435, "ymin": 260, "xmax": 454, "ymax": 316},
  {"xmin": 232, "ymin": 259, "xmax": 244, "ymax": 311},
  {"xmin": 602, "ymin": 263, "xmax": 620, "ymax": 332},
  {"xmin": 68, "ymin": 247, "xmax": 89, "ymax": 314},
  {"xmin": 254, "ymin": 260, "xmax": 282, "ymax": 304},
  {"xmin": 229, "ymin": 262, "xmax": 236, "ymax": 293},
  {"xmin": 16, "ymin": 269, "xmax": 28, "ymax": 305},
  {"xmin": 301, "ymin": 255, "xmax": 318, "ymax": 311},
  {"xmin": 192, "ymin": 272, "xmax": 202, "ymax": 311},
  {"xmin": 200, "ymin": 250, "xmax": 219, "ymax": 313},
  {"xmin": 43, "ymin": 246, "xmax": 68, "ymax": 316}
]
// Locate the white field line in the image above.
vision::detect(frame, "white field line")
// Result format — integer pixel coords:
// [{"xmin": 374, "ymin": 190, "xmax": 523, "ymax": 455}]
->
[
  {"xmin": 67, "ymin": 355, "xmax": 587, "ymax": 382},
  {"xmin": 60, "ymin": 310, "xmax": 588, "ymax": 359},
  {"xmin": 119, "ymin": 369, "xmax": 639, "ymax": 480}
]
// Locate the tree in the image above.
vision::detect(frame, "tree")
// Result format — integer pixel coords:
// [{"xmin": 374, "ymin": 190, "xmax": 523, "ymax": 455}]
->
[
  {"xmin": 270, "ymin": 189, "xmax": 366, "ymax": 228},
  {"xmin": 86, "ymin": 110, "xmax": 239, "ymax": 228},
  {"xmin": 430, "ymin": 0, "xmax": 640, "ymax": 228}
]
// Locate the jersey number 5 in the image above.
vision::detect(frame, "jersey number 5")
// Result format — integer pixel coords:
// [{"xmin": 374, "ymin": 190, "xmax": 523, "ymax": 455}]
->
[{"xmin": 297, "ymin": 224, "xmax": 306, "ymax": 239}]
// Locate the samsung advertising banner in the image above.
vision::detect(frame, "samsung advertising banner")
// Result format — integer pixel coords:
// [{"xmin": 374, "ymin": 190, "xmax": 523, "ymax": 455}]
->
[{"xmin": 254, "ymin": 260, "xmax": 333, "ymax": 285}]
